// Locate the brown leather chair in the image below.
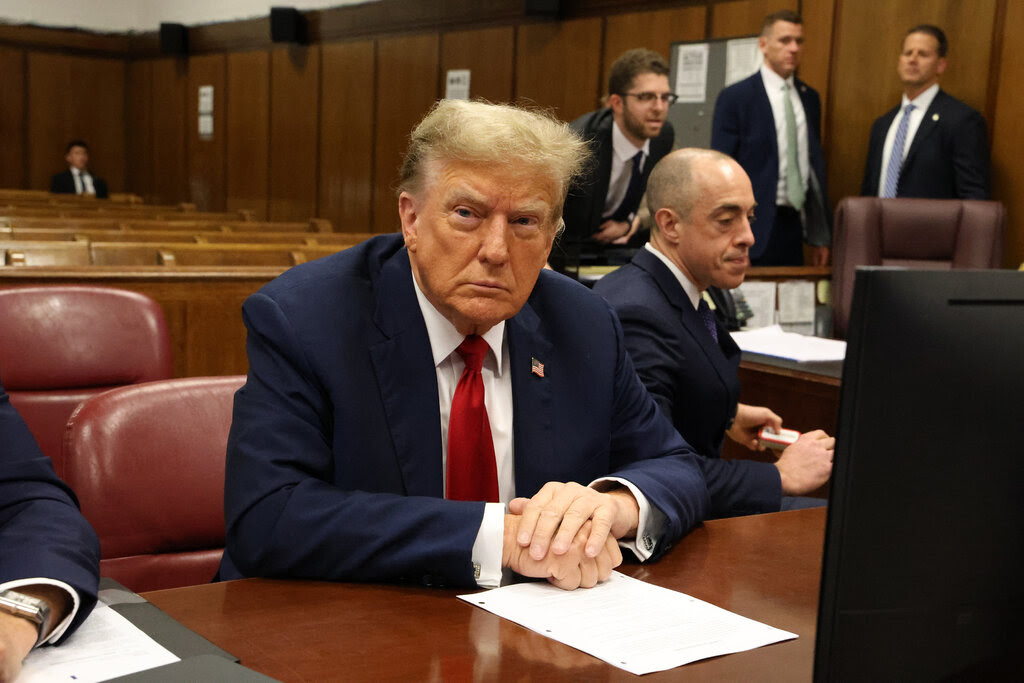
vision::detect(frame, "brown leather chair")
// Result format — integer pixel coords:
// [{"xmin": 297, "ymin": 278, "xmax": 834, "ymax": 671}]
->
[
  {"xmin": 831, "ymin": 198, "xmax": 1006, "ymax": 338},
  {"xmin": 62, "ymin": 376, "xmax": 245, "ymax": 592},
  {"xmin": 0, "ymin": 286, "xmax": 173, "ymax": 476}
]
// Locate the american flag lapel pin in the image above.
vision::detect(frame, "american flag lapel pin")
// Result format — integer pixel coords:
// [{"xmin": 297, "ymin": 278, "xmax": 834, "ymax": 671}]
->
[{"xmin": 531, "ymin": 357, "xmax": 545, "ymax": 378}]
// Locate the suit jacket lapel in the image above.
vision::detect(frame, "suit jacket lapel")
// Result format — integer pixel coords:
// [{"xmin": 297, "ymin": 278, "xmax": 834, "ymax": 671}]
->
[
  {"xmin": 506, "ymin": 300, "xmax": 554, "ymax": 497},
  {"xmin": 635, "ymin": 250, "xmax": 735, "ymax": 392},
  {"xmin": 368, "ymin": 247, "xmax": 444, "ymax": 498},
  {"xmin": 903, "ymin": 90, "xmax": 946, "ymax": 169}
]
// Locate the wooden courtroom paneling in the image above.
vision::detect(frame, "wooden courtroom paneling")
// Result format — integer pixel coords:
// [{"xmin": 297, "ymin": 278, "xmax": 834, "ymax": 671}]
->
[
  {"xmin": 991, "ymin": 0, "xmax": 1024, "ymax": 268},
  {"xmin": 226, "ymin": 50, "xmax": 271, "ymax": 220},
  {"xmin": 149, "ymin": 58, "xmax": 189, "ymax": 206},
  {"xmin": 602, "ymin": 6, "xmax": 707, "ymax": 95},
  {"xmin": 269, "ymin": 46, "xmax": 320, "ymax": 222},
  {"xmin": 373, "ymin": 33, "xmax": 440, "ymax": 234},
  {"xmin": 827, "ymin": 0, "xmax": 997, "ymax": 206},
  {"xmin": 516, "ymin": 18, "xmax": 602, "ymax": 121},
  {"xmin": 186, "ymin": 54, "xmax": 227, "ymax": 212},
  {"xmin": 440, "ymin": 26, "xmax": 515, "ymax": 103},
  {"xmin": 319, "ymin": 40, "xmax": 375, "ymax": 233},
  {"xmin": 125, "ymin": 60, "xmax": 155, "ymax": 202},
  {"xmin": 710, "ymin": 0, "xmax": 798, "ymax": 38},
  {"xmin": 26, "ymin": 52, "xmax": 127, "ymax": 194},
  {"xmin": 0, "ymin": 47, "xmax": 26, "ymax": 189},
  {"xmin": 799, "ymin": 0, "xmax": 836, "ymax": 139}
]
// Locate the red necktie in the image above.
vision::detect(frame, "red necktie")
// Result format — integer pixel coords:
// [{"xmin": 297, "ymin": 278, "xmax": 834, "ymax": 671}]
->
[{"xmin": 446, "ymin": 335, "xmax": 499, "ymax": 502}]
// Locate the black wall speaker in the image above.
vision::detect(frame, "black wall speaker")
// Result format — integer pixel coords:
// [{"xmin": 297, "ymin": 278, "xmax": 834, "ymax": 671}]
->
[
  {"xmin": 159, "ymin": 23, "xmax": 188, "ymax": 55},
  {"xmin": 524, "ymin": 0, "xmax": 561, "ymax": 16},
  {"xmin": 270, "ymin": 7, "xmax": 307, "ymax": 44}
]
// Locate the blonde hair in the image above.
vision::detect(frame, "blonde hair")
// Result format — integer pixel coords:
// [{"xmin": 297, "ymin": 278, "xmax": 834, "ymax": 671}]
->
[{"xmin": 398, "ymin": 100, "xmax": 589, "ymax": 215}]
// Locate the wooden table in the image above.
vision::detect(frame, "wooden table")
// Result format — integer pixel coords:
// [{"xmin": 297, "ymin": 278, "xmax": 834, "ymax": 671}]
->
[{"xmin": 143, "ymin": 508, "xmax": 826, "ymax": 681}]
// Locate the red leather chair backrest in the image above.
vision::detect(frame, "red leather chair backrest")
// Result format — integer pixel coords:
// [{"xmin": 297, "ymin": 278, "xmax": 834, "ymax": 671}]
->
[
  {"xmin": 832, "ymin": 198, "xmax": 1006, "ymax": 338},
  {"xmin": 62, "ymin": 376, "xmax": 245, "ymax": 592},
  {"xmin": 0, "ymin": 286, "xmax": 172, "ymax": 477}
]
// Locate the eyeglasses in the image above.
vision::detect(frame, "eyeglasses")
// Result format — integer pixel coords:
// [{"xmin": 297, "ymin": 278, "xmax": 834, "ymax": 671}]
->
[{"xmin": 622, "ymin": 91, "xmax": 679, "ymax": 105}]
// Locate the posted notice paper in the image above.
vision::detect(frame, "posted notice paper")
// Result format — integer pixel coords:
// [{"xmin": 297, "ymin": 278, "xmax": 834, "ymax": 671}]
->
[{"xmin": 458, "ymin": 571, "xmax": 796, "ymax": 675}]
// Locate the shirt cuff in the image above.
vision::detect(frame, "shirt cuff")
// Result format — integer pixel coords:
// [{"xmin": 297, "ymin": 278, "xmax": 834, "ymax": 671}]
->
[
  {"xmin": 471, "ymin": 502, "xmax": 506, "ymax": 588},
  {"xmin": 590, "ymin": 476, "xmax": 665, "ymax": 561},
  {"xmin": 0, "ymin": 578, "xmax": 80, "ymax": 646}
]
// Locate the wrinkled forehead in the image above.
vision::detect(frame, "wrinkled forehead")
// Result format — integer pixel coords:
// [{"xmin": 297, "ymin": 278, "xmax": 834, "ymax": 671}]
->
[{"xmin": 419, "ymin": 158, "xmax": 564, "ymax": 211}]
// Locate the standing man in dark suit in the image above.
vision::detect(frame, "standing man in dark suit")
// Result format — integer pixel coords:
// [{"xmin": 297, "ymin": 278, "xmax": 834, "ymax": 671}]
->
[
  {"xmin": 595, "ymin": 149, "xmax": 833, "ymax": 518},
  {"xmin": 711, "ymin": 10, "xmax": 830, "ymax": 267},
  {"xmin": 558, "ymin": 49, "xmax": 676, "ymax": 267},
  {"xmin": 861, "ymin": 25, "xmax": 990, "ymax": 199},
  {"xmin": 49, "ymin": 140, "xmax": 109, "ymax": 199},
  {"xmin": 218, "ymin": 100, "xmax": 709, "ymax": 591},
  {"xmin": 1, "ymin": 378, "xmax": 100, "ymax": 681}
]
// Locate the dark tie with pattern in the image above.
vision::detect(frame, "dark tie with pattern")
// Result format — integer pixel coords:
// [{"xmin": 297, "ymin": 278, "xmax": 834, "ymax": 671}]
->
[
  {"xmin": 698, "ymin": 299, "xmax": 719, "ymax": 343},
  {"xmin": 882, "ymin": 103, "xmax": 915, "ymax": 198},
  {"xmin": 446, "ymin": 335, "xmax": 499, "ymax": 502},
  {"xmin": 609, "ymin": 150, "xmax": 645, "ymax": 222}
]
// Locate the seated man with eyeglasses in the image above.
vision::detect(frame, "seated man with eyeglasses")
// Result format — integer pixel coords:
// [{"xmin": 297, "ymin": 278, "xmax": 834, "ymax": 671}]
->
[{"xmin": 556, "ymin": 48, "xmax": 677, "ymax": 271}]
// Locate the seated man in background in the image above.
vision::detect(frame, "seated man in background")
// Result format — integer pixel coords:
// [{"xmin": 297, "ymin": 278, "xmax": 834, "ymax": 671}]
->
[
  {"xmin": 219, "ymin": 100, "xmax": 709, "ymax": 591},
  {"xmin": 1, "ymin": 378, "xmax": 100, "ymax": 682},
  {"xmin": 50, "ymin": 140, "xmax": 109, "ymax": 199},
  {"xmin": 595, "ymin": 148, "xmax": 833, "ymax": 518}
]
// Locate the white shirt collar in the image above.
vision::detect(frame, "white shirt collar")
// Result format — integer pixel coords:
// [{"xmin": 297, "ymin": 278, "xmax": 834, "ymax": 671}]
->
[
  {"xmin": 902, "ymin": 82, "xmax": 940, "ymax": 110},
  {"xmin": 611, "ymin": 118, "xmax": 651, "ymax": 165},
  {"xmin": 644, "ymin": 243, "xmax": 702, "ymax": 310},
  {"xmin": 760, "ymin": 63, "xmax": 795, "ymax": 92},
  {"xmin": 410, "ymin": 268, "xmax": 506, "ymax": 375}
]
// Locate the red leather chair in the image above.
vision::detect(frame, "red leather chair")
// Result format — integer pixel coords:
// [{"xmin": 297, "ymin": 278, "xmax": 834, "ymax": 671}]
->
[
  {"xmin": 62, "ymin": 376, "xmax": 245, "ymax": 592},
  {"xmin": 832, "ymin": 198, "xmax": 1006, "ymax": 338},
  {"xmin": 0, "ymin": 285, "xmax": 172, "ymax": 477}
]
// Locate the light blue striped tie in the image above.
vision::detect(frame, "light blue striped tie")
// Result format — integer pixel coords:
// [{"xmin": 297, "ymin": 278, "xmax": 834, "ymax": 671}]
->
[{"xmin": 882, "ymin": 103, "xmax": 915, "ymax": 198}]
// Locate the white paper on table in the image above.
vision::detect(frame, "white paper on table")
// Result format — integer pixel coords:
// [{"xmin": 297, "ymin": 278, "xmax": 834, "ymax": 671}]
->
[
  {"xmin": 735, "ymin": 281, "xmax": 777, "ymax": 329},
  {"xmin": 19, "ymin": 603, "xmax": 180, "ymax": 682},
  {"xmin": 732, "ymin": 324, "xmax": 846, "ymax": 361},
  {"xmin": 458, "ymin": 571, "xmax": 796, "ymax": 676}
]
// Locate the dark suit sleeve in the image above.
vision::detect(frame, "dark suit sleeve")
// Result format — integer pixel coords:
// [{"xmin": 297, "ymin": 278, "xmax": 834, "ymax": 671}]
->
[
  {"xmin": 710, "ymin": 88, "xmax": 742, "ymax": 158},
  {"xmin": 223, "ymin": 292, "xmax": 483, "ymax": 587},
  {"xmin": 0, "ymin": 383, "xmax": 100, "ymax": 643},
  {"xmin": 609, "ymin": 297, "xmax": 781, "ymax": 519},
  {"xmin": 951, "ymin": 109, "xmax": 990, "ymax": 199}
]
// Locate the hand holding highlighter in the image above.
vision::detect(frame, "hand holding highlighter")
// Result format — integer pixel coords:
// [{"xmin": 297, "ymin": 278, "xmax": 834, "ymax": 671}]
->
[{"xmin": 758, "ymin": 426, "xmax": 800, "ymax": 451}]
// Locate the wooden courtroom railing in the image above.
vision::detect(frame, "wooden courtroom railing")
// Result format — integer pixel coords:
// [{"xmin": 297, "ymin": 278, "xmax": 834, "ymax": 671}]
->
[
  {"xmin": 2, "ymin": 227, "xmax": 370, "ymax": 246},
  {"xmin": 0, "ymin": 216, "xmax": 332, "ymax": 233}
]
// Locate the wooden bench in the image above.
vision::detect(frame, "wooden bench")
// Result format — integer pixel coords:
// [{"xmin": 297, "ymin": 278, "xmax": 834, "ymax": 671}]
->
[
  {"xmin": 0, "ymin": 216, "xmax": 332, "ymax": 233},
  {"xmin": 1, "ymin": 240, "xmax": 90, "ymax": 266},
  {"xmin": 89, "ymin": 242, "xmax": 349, "ymax": 267}
]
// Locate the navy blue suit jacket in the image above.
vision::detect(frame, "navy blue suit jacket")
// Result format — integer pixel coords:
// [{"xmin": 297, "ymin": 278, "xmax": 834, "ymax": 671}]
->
[
  {"xmin": 711, "ymin": 72, "xmax": 831, "ymax": 258},
  {"xmin": 219, "ymin": 234, "xmax": 709, "ymax": 587},
  {"xmin": 860, "ymin": 89, "xmax": 990, "ymax": 199},
  {"xmin": 595, "ymin": 249, "xmax": 782, "ymax": 518},
  {"xmin": 49, "ymin": 169, "xmax": 109, "ymax": 199},
  {"xmin": 1, "ymin": 380, "xmax": 100, "ymax": 643}
]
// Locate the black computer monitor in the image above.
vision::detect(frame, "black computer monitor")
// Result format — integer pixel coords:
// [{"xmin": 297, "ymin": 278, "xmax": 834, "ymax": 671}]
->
[{"xmin": 815, "ymin": 268, "xmax": 1024, "ymax": 681}]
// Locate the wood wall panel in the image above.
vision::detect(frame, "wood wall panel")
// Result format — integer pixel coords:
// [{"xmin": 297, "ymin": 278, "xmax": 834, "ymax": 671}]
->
[
  {"xmin": 268, "ymin": 46, "xmax": 320, "ymax": 221},
  {"xmin": 710, "ymin": 0, "xmax": 798, "ymax": 38},
  {"xmin": 0, "ymin": 47, "xmax": 26, "ymax": 189},
  {"xmin": 991, "ymin": 0, "xmax": 1024, "ymax": 268},
  {"xmin": 186, "ymin": 54, "xmax": 227, "ymax": 211},
  {"xmin": 226, "ymin": 50, "xmax": 270, "ymax": 220},
  {"xmin": 26, "ymin": 52, "xmax": 126, "ymax": 193},
  {"xmin": 319, "ymin": 40, "xmax": 375, "ymax": 233},
  {"xmin": 827, "ymin": 0, "xmax": 998, "ymax": 207},
  {"xmin": 373, "ymin": 33, "xmax": 440, "ymax": 234},
  {"xmin": 125, "ymin": 60, "xmax": 154, "ymax": 201},
  {"xmin": 440, "ymin": 26, "xmax": 515, "ymax": 103},
  {"xmin": 516, "ymin": 18, "xmax": 602, "ymax": 120},
  {"xmin": 800, "ymin": 0, "xmax": 835, "ymax": 141},
  {"xmin": 602, "ymin": 6, "xmax": 707, "ymax": 96},
  {"xmin": 149, "ymin": 58, "xmax": 189, "ymax": 204}
]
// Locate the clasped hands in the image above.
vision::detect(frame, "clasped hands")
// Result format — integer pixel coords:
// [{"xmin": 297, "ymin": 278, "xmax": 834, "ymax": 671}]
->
[{"xmin": 502, "ymin": 482, "xmax": 640, "ymax": 591}]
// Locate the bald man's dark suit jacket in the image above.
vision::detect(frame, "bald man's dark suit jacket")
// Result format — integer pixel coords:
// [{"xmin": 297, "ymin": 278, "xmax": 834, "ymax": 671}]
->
[
  {"xmin": 594, "ymin": 249, "xmax": 782, "ymax": 518},
  {"xmin": 711, "ymin": 72, "xmax": 831, "ymax": 260},
  {"xmin": 49, "ymin": 169, "xmax": 109, "ymax": 199},
  {"xmin": 218, "ymin": 234, "xmax": 709, "ymax": 586},
  {"xmin": 860, "ymin": 89, "xmax": 990, "ymax": 199},
  {"xmin": 1, "ymin": 379, "xmax": 100, "ymax": 642},
  {"xmin": 561, "ymin": 108, "xmax": 675, "ymax": 243}
]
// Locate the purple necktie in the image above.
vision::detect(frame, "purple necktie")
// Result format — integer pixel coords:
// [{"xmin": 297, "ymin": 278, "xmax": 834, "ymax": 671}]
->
[{"xmin": 698, "ymin": 299, "xmax": 719, "ymax": 343}]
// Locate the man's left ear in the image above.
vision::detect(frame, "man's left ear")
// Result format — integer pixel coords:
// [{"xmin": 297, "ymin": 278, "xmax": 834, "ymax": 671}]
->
[{"xmin": 398, "ymin": 192, "xmax": 419, "ymax": 251}]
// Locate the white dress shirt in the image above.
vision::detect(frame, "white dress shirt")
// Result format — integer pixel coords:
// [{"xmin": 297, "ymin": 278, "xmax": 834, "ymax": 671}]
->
[
  {"xmin": 760, "ymin": 65, "xmax": 809, "ymax": 207},
  {"xmin": 602, "ymin": 121, "xmax": 651, "ymax": 220},
  {"xmin": 877, "ymin": 83, "xmax": 940, "ymax": 196},
  {"xmin": 645, "ymin": 243, "xmax": 702, "ymax": 311},
  {"xmin": 0, "ymin": 578, "xmax": 80, "ymax": 646},
  {"xmin": 72, "ymin": 168, "xmax": 96, "ymax": 196},
  {"xmin": 411, "ymin": 270, "xmax": 660, "ymax": 587}
]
